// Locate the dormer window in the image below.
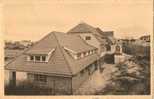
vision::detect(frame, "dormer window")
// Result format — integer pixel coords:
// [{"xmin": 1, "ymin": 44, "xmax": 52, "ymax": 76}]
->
[
  {"xmin": 28, "ymin": 55, "xmax": 47, "ymax": 62},
  {"xmin": 64, "ymin": 46, "xmax": 97, "ymax": 60},
  {"xmin": 35, "ymin": 56, "xmax": 41, "ymax": 61},
  {"xmin": 85, "ymin": 36, "xmax": 91, "ymax": 40},
  {"xmin": 83, "ymin": 52, "xmax": 87, "ymax": 56},
  {"xmin": 77, "ymin": 53, "xmax": 81, "ymax": 58},
  {"xmin": 26, "ymin": 48, "xmax": 55, "ymax": 62}
]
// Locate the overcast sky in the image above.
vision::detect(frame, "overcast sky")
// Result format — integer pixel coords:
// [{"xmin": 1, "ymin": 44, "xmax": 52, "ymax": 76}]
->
[{"xmin": 3, "ymin": 0, "xmax": 153, "ymax": 41}]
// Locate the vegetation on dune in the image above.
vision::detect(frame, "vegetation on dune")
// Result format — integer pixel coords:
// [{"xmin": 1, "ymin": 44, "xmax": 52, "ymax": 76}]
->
[{"xmin": 96, "ymin": 56, "xmax": 150, "ymax": 95}]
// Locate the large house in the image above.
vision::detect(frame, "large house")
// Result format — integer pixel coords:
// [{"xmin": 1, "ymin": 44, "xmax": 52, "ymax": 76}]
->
[
  {"xmin": 67, "ymin": 22, "xmax": 116, "ymax": 65},
  {"xmin": 5, "ymin": 31, "xmax": 99, "ymax": 94},
  {"xmin": 68, "ymin": 22, "xmax": 107, "ymax": 55}
]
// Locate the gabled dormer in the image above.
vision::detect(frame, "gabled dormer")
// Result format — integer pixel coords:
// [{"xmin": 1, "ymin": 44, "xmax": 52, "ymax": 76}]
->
[
  {"xmin": 64, "ymin": 46, "xmax": 97, "ymax": 60},
  {"xmin": 25, "ymin": 48, "xmax": 56, "ymax": 62}
]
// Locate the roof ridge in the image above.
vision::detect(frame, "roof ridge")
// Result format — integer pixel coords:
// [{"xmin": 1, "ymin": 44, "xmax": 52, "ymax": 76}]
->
[
  {"xmin": 52, "ymin": 32, "xmax": 73, "ymax": 75},
  {"xmin": 67, "ymin": 22, "xmax": 96, "ymax": 33},
  {"xmin": 24, "ymin": 32, "xmax": 53, "ymax": 53}
]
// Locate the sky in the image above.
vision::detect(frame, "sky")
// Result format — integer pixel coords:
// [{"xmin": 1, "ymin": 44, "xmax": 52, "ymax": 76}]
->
[{"xmin": 3, "ymin": 0, "xmax": 153, "ymax": 41}]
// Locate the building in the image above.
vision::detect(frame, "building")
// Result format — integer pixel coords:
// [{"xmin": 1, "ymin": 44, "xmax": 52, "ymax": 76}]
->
[
  {"xmin": 139, "ymin": 35, "xmax": 150, "ymax": 42},
  {"xmin": 5, "ymin": 31, "xmax": 99, "ymax": 94},
  {"xmin": 67, "ymin": 22, "xmax": 108, "ymax": 55},
  {"xmin": 67, "ymin": 22, "xmax": 116, "ymax": 66}
]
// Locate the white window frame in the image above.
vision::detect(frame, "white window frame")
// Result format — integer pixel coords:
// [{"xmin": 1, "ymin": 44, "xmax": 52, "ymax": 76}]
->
[
  {"xmin": 35, "ymin": 56, "xmax": 41, "ymax": 62},
  {"xmin": 26, "ymin": 48, "xmax": 55, "ymax": 62}
]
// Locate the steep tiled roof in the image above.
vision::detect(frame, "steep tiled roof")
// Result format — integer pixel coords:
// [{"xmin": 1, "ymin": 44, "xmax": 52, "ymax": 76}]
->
[
  {"xmin": 25, "ymin": 33, "xmax": 57, "ymax": 55},
  {"xmin": 95, "ymin": 27, "xmax": 105, "ymax": 37},
  {"xmin": 67, "ymin": 22, "xmax": 107, "ymax": 44},
  {"xmin": 5, "ymin": 32, "xmax": 98, "ymax": 76},
  {"xmin": 96, "ymin": 28, "xmax": 114, "ymax": 37},
  {"xmin": 95, "ymin": 28, "xmax": 116, "ymax": 44},
  {"xmin": 67, "ymin": 22, "xmax": 98, "ymax": 34},
  {"xmin": 54, "ymin": 32, "xmax": 97, "ymax": 53}
]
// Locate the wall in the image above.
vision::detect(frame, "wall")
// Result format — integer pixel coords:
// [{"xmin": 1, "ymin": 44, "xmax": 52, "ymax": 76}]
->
[
  {"xmin": 5, "ymin": 70, "xmax": 27, "ymax": 86},
  {"xmin": 114, "ymin": 55, "xmax": 125, "ymax": 64},
  {"xmin": 77, "ymin": 33, "xmax": 101, "ymax": 54},
  {"xmin": 72, "ymin": 62, "xmax": 96, "ymax": 93},
  {"xmin": 5, "ymin": 70, "xmax": 10, "ymax": 86},
  {"xmin": 27, "ymin": 73, "xmax": 72, "ymax": 95},
  {"xmin": 16, "ymin": 71, "xmax": 27, "ymax": 86},
  {"xmin": 72, "ymin": 69, "xmax": 89, "ymax": 92}
]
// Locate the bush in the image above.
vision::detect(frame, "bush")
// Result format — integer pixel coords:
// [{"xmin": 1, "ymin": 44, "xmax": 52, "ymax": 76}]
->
[{"xmin": 5, "ymin": 81, "xmax": 71, "ymax": 95}]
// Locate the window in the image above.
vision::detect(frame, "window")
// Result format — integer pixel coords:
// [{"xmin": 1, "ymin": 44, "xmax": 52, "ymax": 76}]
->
[
  {"xmin": 28, "ymin": 55, "xmax": 49, "ymax": 62},
  {"xmin": 34, "ymin": 74, "xmax": 47, "ymax": 82},
  {"xmin": 85, "ymin": 36, "xmax": 91, "ymax": 40},
  {"xmin": 30, "ymin": 56, "xmax": 34, "ymax": 61},
  {"xmin": 35, "ymin": 56, "xmax": 41, "ymax": 61},
  {"xmin": 42, "ymin": 56, "xmax": 46, "ymax": 61},
  {"xmin": 83, "ymin": 52, "xmax": 87, "ymax": 56},
  {"xmin": 76, "ymin": 53, "xmax": 81, "ymax": 59},
  {"xmin": 77, "ymin": 53, "xmax": 81, "ymax": 57}
]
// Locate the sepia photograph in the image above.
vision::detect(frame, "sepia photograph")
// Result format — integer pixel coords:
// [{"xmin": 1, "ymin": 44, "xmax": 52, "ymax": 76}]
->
[{"xmin": 2, "ymin": 0, "xmax": 153, "ymax": 96}]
